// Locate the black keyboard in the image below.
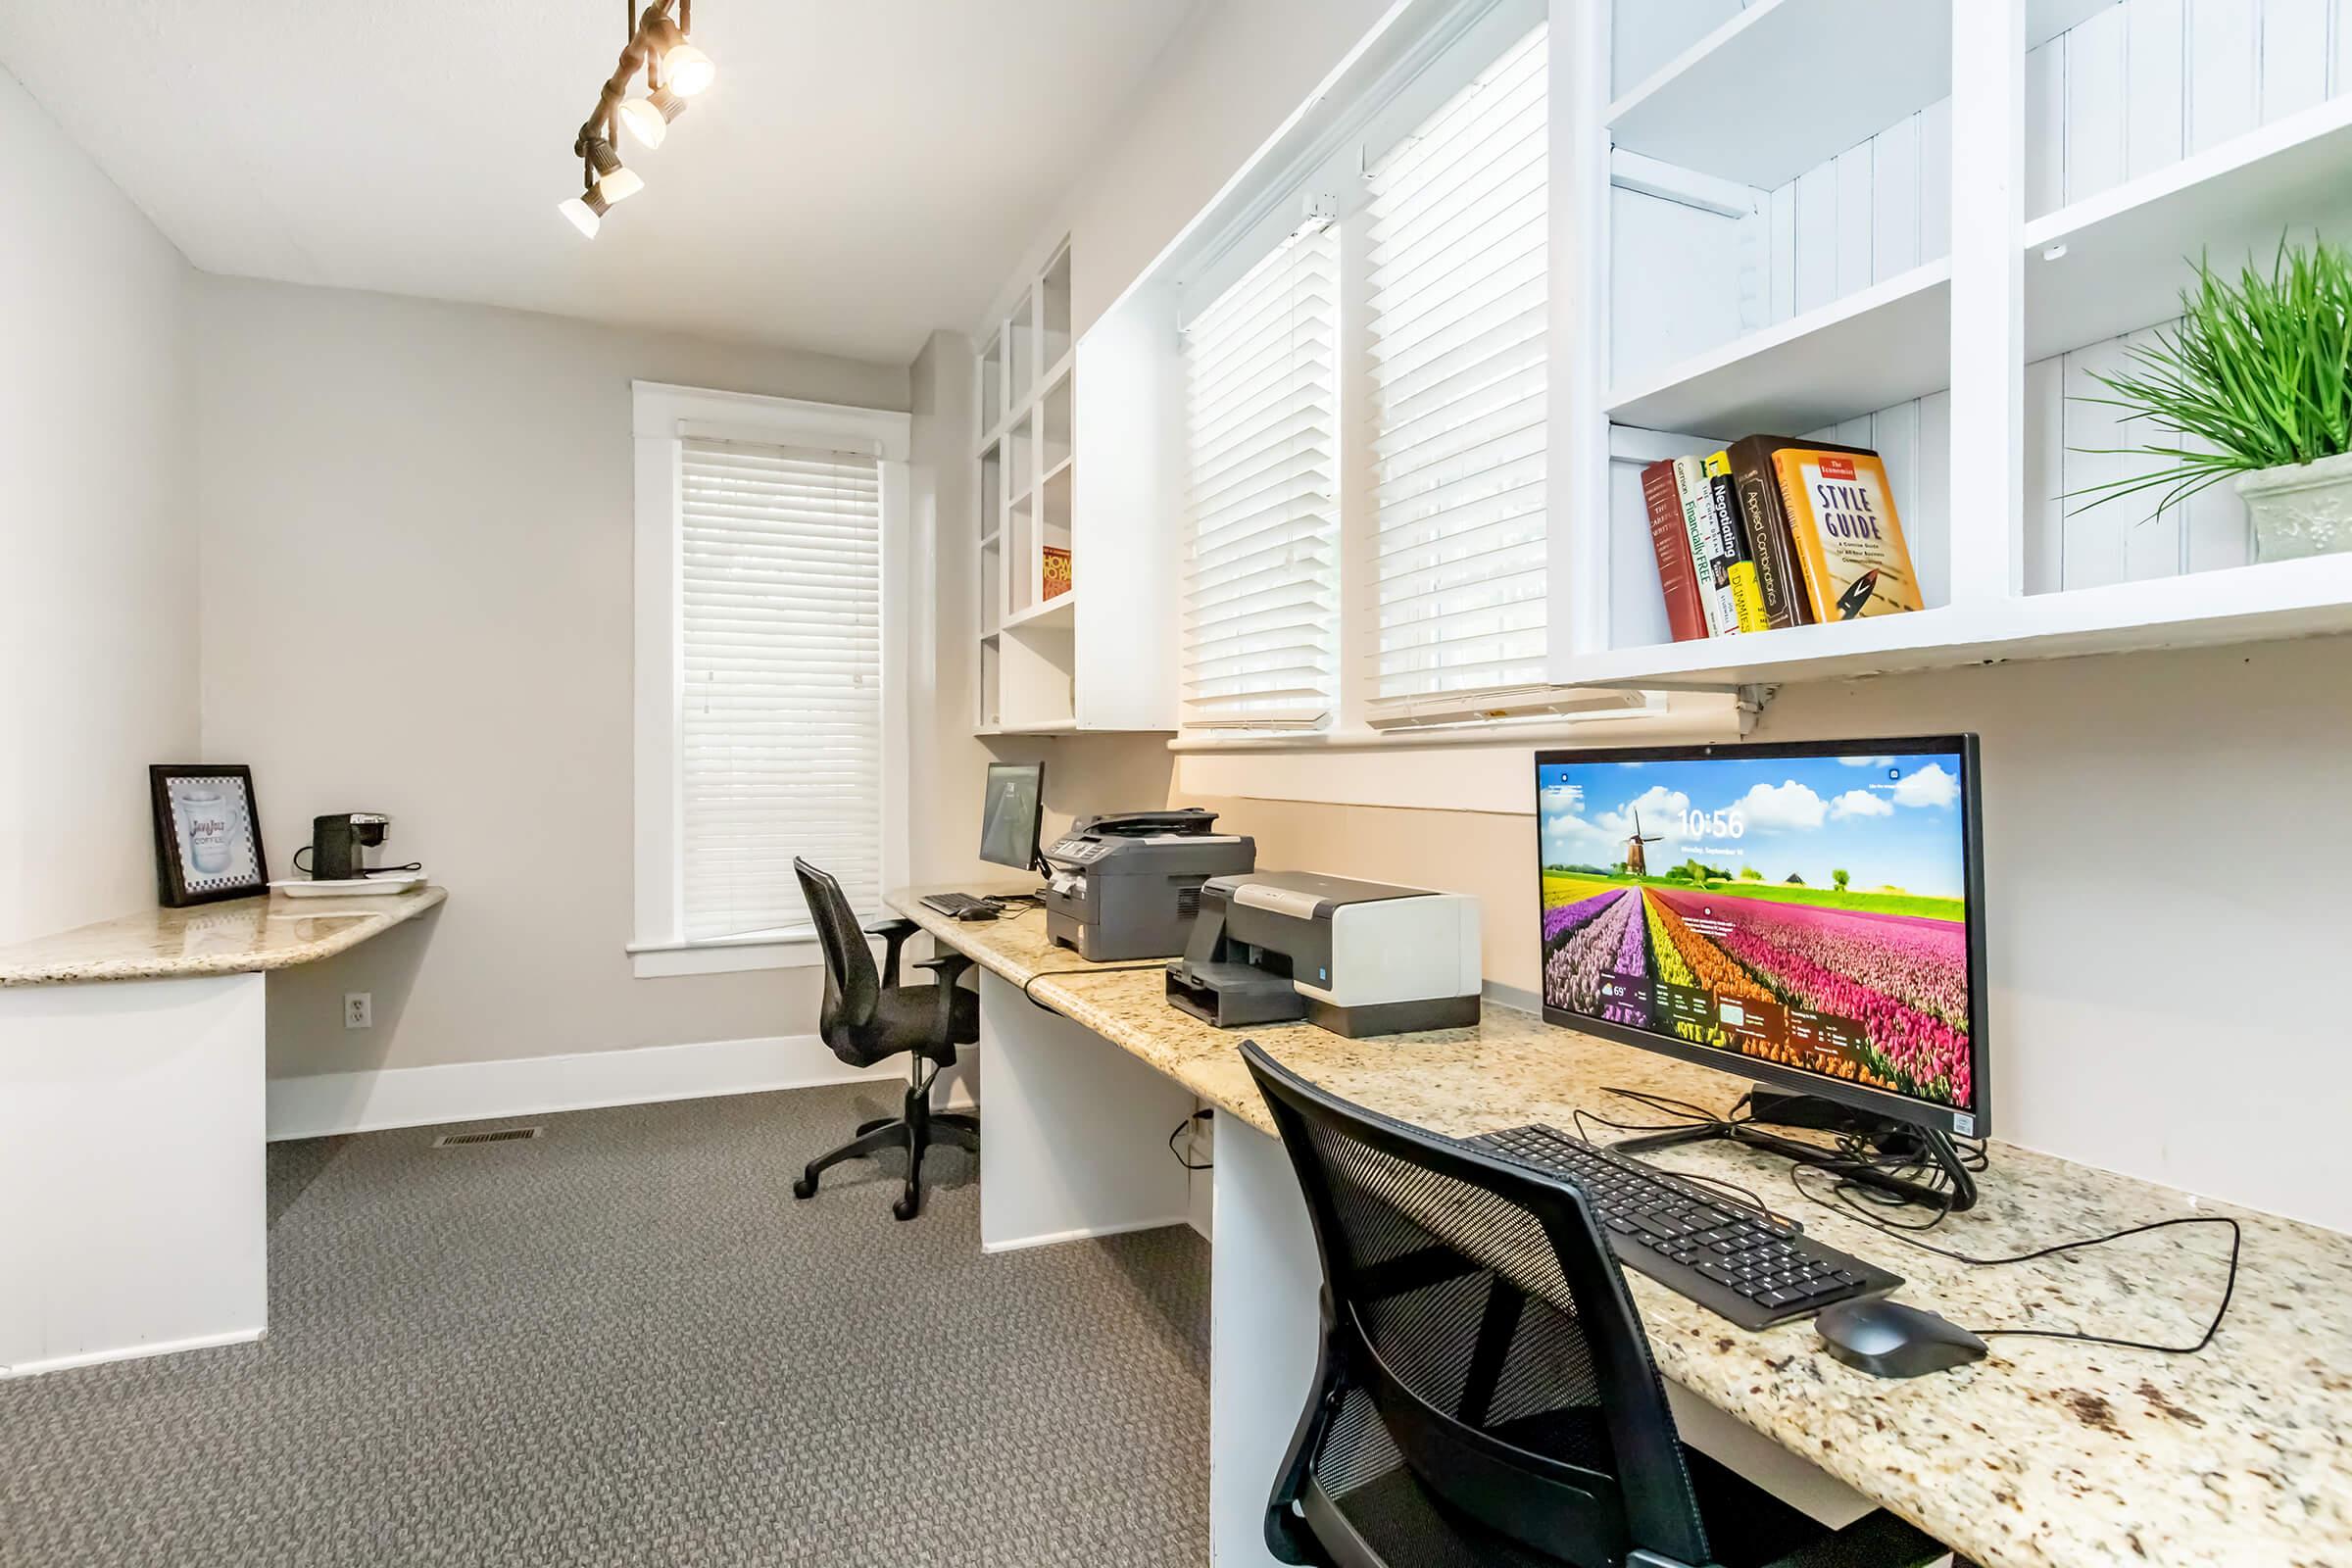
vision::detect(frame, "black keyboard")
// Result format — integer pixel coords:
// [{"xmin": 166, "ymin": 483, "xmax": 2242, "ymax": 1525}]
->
[
  {"xmin": 919, "ymin": 892, "xmax": 999, "ymax": 918},
  {"xmin": 1473, "ymin": 1124, "xmax": 1901, "ymax": 1331}
]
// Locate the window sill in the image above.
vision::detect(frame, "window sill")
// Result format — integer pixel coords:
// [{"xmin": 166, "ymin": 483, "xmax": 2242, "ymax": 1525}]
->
[
  {"xmin": 1165, "ymin": 692, "xmax": 1748, "ymax": 754},
  {"xmin": 627, "ymin": 933, "xmax": 824, "ymax": 978}
]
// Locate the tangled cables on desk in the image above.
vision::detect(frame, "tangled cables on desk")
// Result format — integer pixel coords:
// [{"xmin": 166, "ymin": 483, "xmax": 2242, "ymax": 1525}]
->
[{"xmin": 1588, "ymin": 1085, "xmax": 2241, "ymax": 1355}]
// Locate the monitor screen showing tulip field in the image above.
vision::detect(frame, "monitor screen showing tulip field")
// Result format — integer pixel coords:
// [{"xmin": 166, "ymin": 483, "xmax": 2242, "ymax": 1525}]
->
[{"xmin": 1536, "ymin": 739, "xmax": 1986, "ymax": 1134}]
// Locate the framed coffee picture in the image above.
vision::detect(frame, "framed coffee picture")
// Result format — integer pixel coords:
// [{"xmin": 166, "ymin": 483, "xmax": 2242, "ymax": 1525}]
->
[{"xmin": 150, "ymin": 764, "xmax": 270, "ymax": 906}]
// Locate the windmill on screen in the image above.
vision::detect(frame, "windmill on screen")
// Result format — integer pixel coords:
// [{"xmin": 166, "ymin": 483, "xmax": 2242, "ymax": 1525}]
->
[{"xmin": 1624, "ymin": 808, "xmax": 1663, "ymax": 879}]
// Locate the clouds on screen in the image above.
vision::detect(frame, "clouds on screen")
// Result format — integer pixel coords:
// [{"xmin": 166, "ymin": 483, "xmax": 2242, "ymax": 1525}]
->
[
  {"xmin": 1543, "ymin": 783, "xmax": 1691, "ymax": 861},
  {"xmin": 1892, "ymin": 762, "xmax": 1959, "ymax": 808},
  {"xmin": 1733, "ymin": 779, "xmax": 1825, "ymax": 831},
  {"xmin": 1831, "ymin": 788, "xmax": 1894, "ymax": 818}
]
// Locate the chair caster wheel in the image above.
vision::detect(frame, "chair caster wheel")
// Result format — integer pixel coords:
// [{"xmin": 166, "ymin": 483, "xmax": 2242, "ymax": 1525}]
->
[
  {"xmin": 892, "ymin": 1195, "xmax": 919, "ymax": 1221},
  {"xmin": 792, "ymin": 1175, "xmax": 817, "ymax": 1200}
]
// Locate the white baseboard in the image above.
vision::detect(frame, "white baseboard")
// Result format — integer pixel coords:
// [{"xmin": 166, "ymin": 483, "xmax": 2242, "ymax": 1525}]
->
[
  {"xmin": 4, "ymin": 1325, "xmax": 266, "ymax": 1381},
  {"xmin": 978, "ymin": 1215, "xmax": 1195, "ymax": 1255},
  {"xmin": 267, "ymin": 1034, "xmax": 978, "ymax": 1142}
]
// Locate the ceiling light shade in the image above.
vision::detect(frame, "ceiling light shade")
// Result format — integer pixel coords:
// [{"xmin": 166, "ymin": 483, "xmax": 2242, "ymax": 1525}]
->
[
  {"xmin": 581, "ymin": 136, "xmax": 644, "ymax": 204},
  {"xmin": 639, "ymin": 19, "xmax": 713, "ymax": 96},
  {"xmin": 662, "ymin": 42, "xmax": 714, "ymax": 95},
  {"xmin": 616, "ymin": 87, "xmax": 686, "ymax": 148},
  {"xmin": 558, "ymin": 184, "xmax": 612, "ymax": 237}
]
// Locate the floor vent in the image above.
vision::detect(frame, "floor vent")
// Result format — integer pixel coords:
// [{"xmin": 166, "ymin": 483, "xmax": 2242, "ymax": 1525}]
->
[{"xmin": 432, "ymin": 1127, "xmax": 543, "ymax": 1148}]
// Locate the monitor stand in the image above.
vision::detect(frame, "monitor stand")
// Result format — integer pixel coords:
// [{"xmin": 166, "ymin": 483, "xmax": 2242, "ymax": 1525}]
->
[{"xmin": 1610, "ymin": 1091, "xmax": 1979, "ymax": 1212}]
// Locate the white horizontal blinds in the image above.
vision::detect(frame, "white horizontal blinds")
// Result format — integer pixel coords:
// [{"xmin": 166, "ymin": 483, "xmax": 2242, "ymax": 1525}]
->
[
  {"xmin": 1181, "ymin": 224, "xmax": 1341, "ymax": 729},
  {"xmin": 1366, "ymin": 23, "xmax": 1548, "ymax": 710},
  {"xmin": 678, "ymin": 438, "xmax": 883, "ymax": 940}
]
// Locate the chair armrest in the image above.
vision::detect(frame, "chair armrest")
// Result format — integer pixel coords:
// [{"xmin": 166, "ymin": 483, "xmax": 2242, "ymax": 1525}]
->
[
  {"xmin": 864, "ymin": 917, "xmax": 920, "ymax": 988},
  {"xmin": 913, "ymin": 952, "xmax": 976, "ymax": 1042}
]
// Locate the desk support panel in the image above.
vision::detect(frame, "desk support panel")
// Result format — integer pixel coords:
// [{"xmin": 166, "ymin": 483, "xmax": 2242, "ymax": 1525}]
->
[
  {"xmin": 0, "ymin": 972, "xmax": 268, "ymax": 1378},
  {"xmin": 975, "ymin": 969, "xmax": 1194, "ymax": 1252},
  {"xmin": 1208, "ymin": 1113, "xmax": 1322, "ymax": 1567}
]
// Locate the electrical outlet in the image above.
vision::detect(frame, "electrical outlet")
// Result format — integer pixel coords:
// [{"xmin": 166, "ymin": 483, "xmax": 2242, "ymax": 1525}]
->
[{"xmin": 344, "ymin": 992, "xmax": 372, "ymax": 1030}]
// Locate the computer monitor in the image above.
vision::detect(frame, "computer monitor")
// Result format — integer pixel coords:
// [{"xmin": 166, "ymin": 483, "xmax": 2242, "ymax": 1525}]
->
[
  {"xmin": 979, "ymin": 761, "xmax": 1045, "ymax": 872},
  {"xmin": 1534, "ymin": 737, "xmax": 1988, "ymax": 1155}
]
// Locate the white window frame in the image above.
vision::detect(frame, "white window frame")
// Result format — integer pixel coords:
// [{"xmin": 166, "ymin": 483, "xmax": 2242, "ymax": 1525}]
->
[
  {"xmin": 629, "ymin": 381, "xmax": 912, "ymax": 978},
  {"xmin": 1158, "ymin": 0, "xmax": 1702, "ymax": 753}
]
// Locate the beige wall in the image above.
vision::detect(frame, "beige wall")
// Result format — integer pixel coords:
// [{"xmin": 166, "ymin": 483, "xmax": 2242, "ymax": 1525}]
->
[
  {"xmin": 190, "ymin": 275, "xmax": 909, "ymax": 1075},
  {"xmin": 0, "ymin": 68, "xmax": 198, "ymax": 945},
  {"xmin": 1177, "ymin": 632, "xmax": 2352, "ymax": 1227}
]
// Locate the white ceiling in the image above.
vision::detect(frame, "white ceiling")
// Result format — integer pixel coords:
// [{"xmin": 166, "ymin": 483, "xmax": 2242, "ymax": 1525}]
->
[{"xmin": 0, "ymin": 0, "xmax": 1197, "ymax": 365}]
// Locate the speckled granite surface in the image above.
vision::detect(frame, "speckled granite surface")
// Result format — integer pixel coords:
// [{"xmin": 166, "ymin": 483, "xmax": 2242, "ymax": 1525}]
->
[
  {"xmin": 893, "ymin": 886, "xmax": 2352, "ymax": 1568},
  {"xmin": 0, "ymin": 886, "xmax": 446, "ymax": 986}
]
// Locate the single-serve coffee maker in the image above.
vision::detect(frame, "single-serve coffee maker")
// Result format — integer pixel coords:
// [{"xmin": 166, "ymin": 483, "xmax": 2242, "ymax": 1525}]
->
[{"xmin": 310, "ymin": 812, "xmax": 391, "ymax": 880}]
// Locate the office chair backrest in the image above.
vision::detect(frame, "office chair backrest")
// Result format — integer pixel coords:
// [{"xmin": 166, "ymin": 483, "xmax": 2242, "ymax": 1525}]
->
[
  {"xmin": 796, "ymin": 858, "xmax": 880, "ymax": 1042},
  {"xmin": 1243, "ymin": 1043, "xmax": 1712, "ymax": 1568}
]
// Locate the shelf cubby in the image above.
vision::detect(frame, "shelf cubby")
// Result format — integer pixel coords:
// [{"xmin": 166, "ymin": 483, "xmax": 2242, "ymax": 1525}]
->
[
  {"xmin": 1608, "ymin": 0, "xmax": 2116, "ymax": 189},
  {"xmin": 1009, "ymin": 293, "xmax": 1036, "ymax": 408},
  {"xmin": 1041, "ymin": 241, "xmax": 1073, "ymax": 369},
  {"xmin": 978, "ymin": 330, "xmax": 1004, "ymax": 439}
]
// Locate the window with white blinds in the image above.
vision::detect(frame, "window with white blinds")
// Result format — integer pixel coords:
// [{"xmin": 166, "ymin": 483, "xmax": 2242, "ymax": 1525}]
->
[
  {"xmin": 1365, "ymin": 22, "xmax": 1548, "ymax": 713},
  {"xmin": 678, "ymin": 437, "xmax": 883, "ymax": 940},
  {"xmin": 1181, "ymin": 224, "xmax": 1341, "ymax": 730}
]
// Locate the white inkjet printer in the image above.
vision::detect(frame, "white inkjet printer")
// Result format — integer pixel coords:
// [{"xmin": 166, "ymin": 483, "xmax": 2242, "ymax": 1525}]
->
[
  {"xmin": 1042, "ymin": 808, "xmax": 1256, "ymax": 960},
  {"xmin": 1165, "ymin": 871, "xmax": 1481, "ymax": 1038}
]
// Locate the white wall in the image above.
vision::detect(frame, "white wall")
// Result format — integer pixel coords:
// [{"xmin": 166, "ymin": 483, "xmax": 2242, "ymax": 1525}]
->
[
  {"xmin": 189, "ymin": 275, "xmax": 908, "ymax": 1077},
  {"xmin": 0, "ymin": 68, "xmax": 197, "ymax": 945}
]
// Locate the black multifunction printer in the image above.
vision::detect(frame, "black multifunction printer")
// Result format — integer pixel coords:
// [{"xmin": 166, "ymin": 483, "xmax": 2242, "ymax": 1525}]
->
[{"xmin": 1041, "ymin": 808, "xmax": 1255, "ymax": 960}]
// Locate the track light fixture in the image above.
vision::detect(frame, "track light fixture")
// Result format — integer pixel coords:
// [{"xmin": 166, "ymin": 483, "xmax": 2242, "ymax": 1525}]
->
[
  {"xmin": 558, "ymin": 183, "xmax": 612, "ymax": 238},
  {"xmin": 557, "ymin": 1, "xmax": 714, "ymax": 238},
  {"xmin": 616, "ymin": 86, "xmax": 687, "ymax": 149}
]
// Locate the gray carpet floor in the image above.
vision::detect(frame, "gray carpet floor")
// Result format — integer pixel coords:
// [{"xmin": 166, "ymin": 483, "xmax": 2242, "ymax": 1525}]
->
[{"xmin": 0, "ymin": 1087, "xmax": 1212, "ymax": 1567}]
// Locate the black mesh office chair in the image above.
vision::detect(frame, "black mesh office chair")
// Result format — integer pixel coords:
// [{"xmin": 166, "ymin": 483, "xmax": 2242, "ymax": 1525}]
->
[
  {"xmin": 1241, "ymin": 1042, "xmax": 1945, "ymax": 1568},
  {"xmin": 790, "ymin": 858, "xmax": 980, "ymax": 1221}
]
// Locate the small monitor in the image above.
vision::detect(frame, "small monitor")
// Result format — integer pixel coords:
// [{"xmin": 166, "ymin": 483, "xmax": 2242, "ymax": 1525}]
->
[
  {"xmin": 979, "ymin": 761, "xmax": 1045, "ymax": 871},
  {"xmin": 1534, "ymin": 737, "xmax": 1987, "ymax": 1139}
]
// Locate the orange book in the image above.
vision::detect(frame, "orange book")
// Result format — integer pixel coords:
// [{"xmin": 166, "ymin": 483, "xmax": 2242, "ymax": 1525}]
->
[{"xmin": 1769, "ymin": 448, "xmax": 1924, "ymax": 621}]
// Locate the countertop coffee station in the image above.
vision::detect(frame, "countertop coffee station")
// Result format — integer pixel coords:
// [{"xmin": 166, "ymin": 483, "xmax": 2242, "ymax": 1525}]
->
[{"xmin": 0, "ymin": 804, "xmax": 443, "ymax": 1378}]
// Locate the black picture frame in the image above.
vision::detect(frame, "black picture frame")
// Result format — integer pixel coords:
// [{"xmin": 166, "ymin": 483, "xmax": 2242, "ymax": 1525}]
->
[{"xmin": 149, "ymin": 764, "xmax": 270, "ymax": 907}]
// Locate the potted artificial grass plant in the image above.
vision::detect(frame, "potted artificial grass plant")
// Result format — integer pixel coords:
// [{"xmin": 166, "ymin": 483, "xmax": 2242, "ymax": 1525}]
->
[{"xmin": 2080, "ymin": 236, "xmax": 2352, "ymax": 562}]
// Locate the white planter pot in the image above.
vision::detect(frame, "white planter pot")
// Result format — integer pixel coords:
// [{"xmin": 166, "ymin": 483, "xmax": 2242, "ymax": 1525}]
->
[{"xmin": 2235, "ymin": 451, "xmax": 2352, "ymax": 562}]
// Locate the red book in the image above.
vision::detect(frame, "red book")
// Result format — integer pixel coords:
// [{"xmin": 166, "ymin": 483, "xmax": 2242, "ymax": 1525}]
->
[{"xmin": 1641, "ymin": 459, "xmax": 1707, "ymax": 643}]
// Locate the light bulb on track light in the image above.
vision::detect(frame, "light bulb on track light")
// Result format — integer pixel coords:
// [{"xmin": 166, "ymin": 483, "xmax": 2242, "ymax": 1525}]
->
[
  {"xmin": 558, "ymin": 184, "xmax": 612, "ymax": 237},
  {"xmin": 662, "ymin": 42, "xmax": 713, "ymax": 95},
  {"xmin": 582, "ymin": 136, "xmax": 644, "ymax": 204},
  {"xmin": 616, "ymin": 86, "xmax": 686, "ymax": 148},
  {"xmin": 639, "ymin": 19, "xmax": 713, "ymax": 96}
]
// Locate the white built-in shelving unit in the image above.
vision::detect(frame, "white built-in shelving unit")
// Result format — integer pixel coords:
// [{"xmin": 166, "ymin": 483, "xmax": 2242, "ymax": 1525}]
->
[
  {"xmin": 1556, "ymin": 0, "xmax": 2352, "ymax": 690},
  {"xmin": 971, "ymin": 238, "xmax": 1179, "ymax": 733}
]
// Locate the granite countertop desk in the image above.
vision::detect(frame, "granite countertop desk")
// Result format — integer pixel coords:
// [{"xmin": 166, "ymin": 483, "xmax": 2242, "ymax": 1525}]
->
[
  {"xmin": 0, "ymin": 886, "xmax": 447, "ymax": 987},
  {"xmin": 891, "ymin": 885, "xmax": 2352, "ymax": 1568}
]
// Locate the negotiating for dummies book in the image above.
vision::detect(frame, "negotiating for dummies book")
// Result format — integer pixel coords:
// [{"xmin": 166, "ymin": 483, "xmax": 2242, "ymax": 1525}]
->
[{"xmin": 1770, "ymin": 448, "xmax": 1925, "ymax": 621}]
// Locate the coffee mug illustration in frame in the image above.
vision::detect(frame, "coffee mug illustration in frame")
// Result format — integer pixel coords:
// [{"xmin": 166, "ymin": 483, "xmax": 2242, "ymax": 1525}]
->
[{"xmin": 149, "ymin": 764, "xmax": 269, "ymax": 906}]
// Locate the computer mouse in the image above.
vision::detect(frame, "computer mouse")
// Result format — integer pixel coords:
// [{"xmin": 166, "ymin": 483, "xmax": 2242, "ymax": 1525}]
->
[
  {"xmin": 951, "ymin": 905, "xmax": 999, "ymax": 922},
  {"xmin": 1815, "ymin": 1298, "xmax": 1987, "ymax": 1379}
]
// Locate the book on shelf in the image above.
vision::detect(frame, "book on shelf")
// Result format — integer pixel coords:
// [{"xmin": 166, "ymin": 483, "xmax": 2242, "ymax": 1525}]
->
[
  {"xmin": 1639, "ymin": 459, "xmax": 1708, "ymax": 643},
  {"xmin": 1771, "ymin": 448, "xmax": 1923, "ymax": 621},
  {"xmin": 1644, "ymin": 435, "xmax": 1922, "ymax": 638},
  {"xmin": 1674, "ymin": 455, "xmax": 1739, "ymax": 638},
  {"xmin": 1704, "ymin": 451, "xmax": 1768, "ymax": 634},
  {"xmin": 1043, "ymin": 545, "xmax": 1072, "ymax": 601}
]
